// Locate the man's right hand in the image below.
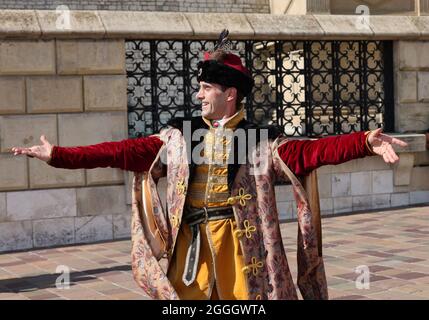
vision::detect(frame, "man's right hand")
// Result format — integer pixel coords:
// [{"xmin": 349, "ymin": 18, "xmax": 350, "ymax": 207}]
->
[{"xmin": 11, "ymin": 135, "xmax": 53, "ymax": 163}]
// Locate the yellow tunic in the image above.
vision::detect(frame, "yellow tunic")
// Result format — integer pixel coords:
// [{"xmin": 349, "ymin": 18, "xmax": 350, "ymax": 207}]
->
[{"xmin": 167, "ymin": 110, "xmax": 249, "ymax": 300}]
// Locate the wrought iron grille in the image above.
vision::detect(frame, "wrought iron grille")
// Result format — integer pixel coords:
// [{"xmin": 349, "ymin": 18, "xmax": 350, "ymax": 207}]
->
[{"xmin": 126, "ymin": 40, "xmax": 393, "ymax": 138}]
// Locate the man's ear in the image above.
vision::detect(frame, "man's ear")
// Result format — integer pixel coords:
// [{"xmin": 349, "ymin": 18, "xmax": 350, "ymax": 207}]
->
[{"xmin": 226, "ymin": 87, "xmax": 237, "ymax": 102}]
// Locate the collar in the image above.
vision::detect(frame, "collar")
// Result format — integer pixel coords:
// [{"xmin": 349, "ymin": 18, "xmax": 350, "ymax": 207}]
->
[{"xmin": 202, "ymin": 108, "xmax": 245, "ymax": 130}]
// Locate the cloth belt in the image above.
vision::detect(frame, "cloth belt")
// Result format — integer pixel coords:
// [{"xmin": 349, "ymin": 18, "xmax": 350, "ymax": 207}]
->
[{"xmin": 181, "ymin": 206, "xmax": 234, "ymax": 286}]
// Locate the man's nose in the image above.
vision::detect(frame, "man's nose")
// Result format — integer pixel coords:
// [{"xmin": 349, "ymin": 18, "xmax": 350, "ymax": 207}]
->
[{"xmin": 196, "ymin": 88, "xmax": 204, "ymax": 100}]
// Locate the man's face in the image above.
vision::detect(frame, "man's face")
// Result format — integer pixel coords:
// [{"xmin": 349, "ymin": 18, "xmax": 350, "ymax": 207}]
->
[{"xmin": 196, "ymin": 81, "xmax": 229, "ymax": 120}]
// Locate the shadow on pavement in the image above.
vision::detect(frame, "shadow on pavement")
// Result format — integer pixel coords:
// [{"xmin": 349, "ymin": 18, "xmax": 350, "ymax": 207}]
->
[{"xmin": 0, "ymin": 264, "xmax": 131, "ymax": 293}]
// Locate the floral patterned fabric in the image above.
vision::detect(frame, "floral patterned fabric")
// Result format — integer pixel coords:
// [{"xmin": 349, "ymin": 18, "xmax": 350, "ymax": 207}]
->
[{"xmin": 131, "ymin": 127, "xmax": 328, "ymax": 300}]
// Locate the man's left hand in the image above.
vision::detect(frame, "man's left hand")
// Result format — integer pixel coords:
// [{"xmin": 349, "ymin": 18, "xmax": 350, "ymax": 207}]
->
[{"xmin": 367, "ymin": 128, "xmax": 408, "ymax": 164}]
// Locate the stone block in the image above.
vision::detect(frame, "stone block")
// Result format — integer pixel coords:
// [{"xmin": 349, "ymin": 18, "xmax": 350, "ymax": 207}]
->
[
  {"xmin": 58, "ymin": 112, "xmax": 126, "ymax": 147},
  {"xmin": 372, "ymin": 194, "xmax": 391, "ymax": 209},
  {"xmin": 37, "ymin": 10, "xmax": 105, "ymax": 39},
  {"xmin": 0, "ymin": 193, "xmax": 6, "ymax": 222},
  {"xmin": 396, "ymin": 71, "xmax": 417, "ymax": 103},
  {"xmin": 277, "ymin": 201, "xmax": 295, "ymax": 220},
  {"xmin": 0, "ymin": 154, "xmax": 28, "ymax": 191},
  {"xmin": 246, "ymin": 14, "xmax": 323, "ymax": 39},
  {"xmin": 354, "ymin": 156, "xmax": 391, "ymax": 171},
  {"xmin": 86, "ymin": 168, "xmax": 125, "ymax": 186},
  {"xmin": 29, "ymin": 159, "xmax": 85, "ymax": 189},
  {"xmin": 352, "ymin": 196, "xmax": 372, "ymax": 212},
  {"xmin": 274, "ymin": 184, "xmax": 295, "ymax": 202},
  {"xmin": 0, "ymin": 77, "xmax": 26, "ymax": 114},
  {"xmin": 391, "ymin": 193, "xmax": 410, "ymax": 208},
  {"xmin": 84, "ymin": 75, "xmax": 127, "ymax": 111},
  {"xmin": 389, "ymin": 103, "xmax": 429, "ymax": 138},
  {"xmin": 26, "ymin": 76, "xmax": 83, "ymax": 113},
  {"xmin": 0, "ymin": 40, "xmax": 55, "ymax": 75},
  {"xmin": 314, "ymin": 165, "xmax": 333, "ymax": 175},
  {"xmin": 410, "ymin": 16, "xmax": 429, "ymax": 38},
  {"xmin": 6, "ymin": 188, "xmax": 76, "ymax": 221},
  {"xmin": 33, "ymin": 217, "xmax": 75, "ymax": 248},
  {"xmin": 393, "ymin": 153, "xmax": 414, "ymax": 186},
  {"xmin": 320, "ymin": 198, "xmax": 333, "ymax": 216},
  {"xmin": 397, "ymin": 41, "xmax": 429, "ymax": 70},
  {"xmin": 57, "ymin": 39, "xmax": 125, "ymax": 75},
  {"xmin": 317, "ymin": 173, "xmax": 331, "ymax": 198},
  {"xmin": 418, "ymin": 72, "xmax": 429, "ymax": 102},
  {"xmin": 410, "ymin": 191, "xmax": 429, "ymax": 204},
  {"xmin": 100, "ymin": 11, "xmax": 192, "ymax": 39},
  {"xmin": 125, "ymin": 171, "xmax": 134, "ymax": 205},
  {"xmin": 393, "ymin": 185, "xmax": 411, "ymax": 193},
  {"xmin": 372, "ymin": 170, "xmax": 394, "ymax": 194},
  {"xmin": 76, "ymin": 185, "xmax": 127, "ymax": 216},
  {"xmin": 333, "ymin": 196, "xmax": 352, "ymax": 214},
  {"xmin": 410, "ymin": 166, "xmax": 429, "ymax": 191},
  {"xmin": 415, "ymin": 150, "xmax": 429, "ymax": 166},
  {"xmin": 184, "ymin": 13, "xmax": 254, "ymax": 39},
  {"xmin": 0, "ymin": 114, "xmax": 58, "ymax": 152},
  {"xmin": 351, "ymin": 171, "xmax": 372, "ymax": 196},
  {"xmin": 0, "ymin": 221, "xmax": 33, "ymax": 252},
  {"xmin": 313, "ymin": 15, "xmax": 373, "ymax": 39},
  {"xmin": 75, "ymin": 215, "xmax": 113, "ymax": 243},
  {"xmin": 368, "ymin": 16, "xmax": 419, "ymax": 39},
  {"xmin": 0, "ymin": 10, "xmax": 41, "ymax": 39},
  {"xmin": 113, "ymin": 213, "xmax": 131, "ymax": 239},
  {"xmin": 389, "ymin": 133, "xmax": 426, "ymax": 152},
  {"xmin": 332, "ymin": 173, "xmax": 351, "ymax": 197},
  {"xmin": 319, "ymin": 159, "xmax": 358, "ymax": 174}
]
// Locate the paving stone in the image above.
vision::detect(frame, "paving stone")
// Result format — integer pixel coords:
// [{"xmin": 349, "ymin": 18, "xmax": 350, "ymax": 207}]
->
[{"xmin": 0, "ymin": 205, "xmax": 428, "ymax": 299}]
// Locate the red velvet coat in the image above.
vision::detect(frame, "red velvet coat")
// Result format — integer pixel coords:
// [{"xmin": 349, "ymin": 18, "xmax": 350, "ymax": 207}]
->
[
  {"xmin": 49, "ymin": 131, "xmax": 373, "ymax": 175},
  {"xmin": 48, "ymin": 129, "xmax": 374, "ymax": 299}
]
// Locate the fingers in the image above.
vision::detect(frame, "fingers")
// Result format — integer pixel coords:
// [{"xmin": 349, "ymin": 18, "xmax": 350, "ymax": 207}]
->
[
  {"xmin": 381, "ymin": 145, "xmax": 400, "ymax": 164},
  {"xmin": 386, "ymin": 148, "xmax": 399, "ymax": 163},
  {"xmin": 11, "ymin": 147, "xmax": 27, "ymax": 155},
  {"xmin": 382, "ymin": 152, "xmax": 390, "ymax": 164},
  {"xmin": 40, "ymin": 135, "xmax": 48, "ymax": 144},
  {"xmin": 11, "ymin": 147, "xmax": 36, "ymax": 158},
  {"xmin": 391, "ymin": 137, "xmax": 408, "ymax": 147},
  {"xmin": 372, "ymin": 128, "xmax": 383, "ymax": 135}
]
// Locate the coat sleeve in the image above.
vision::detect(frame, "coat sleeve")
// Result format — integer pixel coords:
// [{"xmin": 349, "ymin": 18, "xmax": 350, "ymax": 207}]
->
[
  {"xmin": 48, "ymin": 135, "xmax": 164, "ymax": 172},
  {"xmin": 277, "ymin": 131, "xmax": 375, "ymax": 176}
]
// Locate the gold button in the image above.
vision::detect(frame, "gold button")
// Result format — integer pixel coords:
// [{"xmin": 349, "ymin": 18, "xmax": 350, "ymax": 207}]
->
[
  {"xmin": 234, "ymin": 220, "xmax": 256, "ymax": 239},
  {"xmin": 170, "ymin": 214, "xmax": 180, "ymax": 228},
  {"xmin": 176, "ymin": 179, "xmax": 186, "ymax": 195},
  {"xmin": 227, "ymin": 197, "xmax": 236, "ymax": 205},
  {"xmin": 242, "ymin": 257, "xmax": 263, "ymax": 276}
]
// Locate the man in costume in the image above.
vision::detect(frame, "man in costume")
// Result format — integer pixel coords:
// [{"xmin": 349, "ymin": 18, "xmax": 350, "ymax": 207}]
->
[{"xmin": 12, "ymin": 30, "xmax": 407, "ymax": 300}]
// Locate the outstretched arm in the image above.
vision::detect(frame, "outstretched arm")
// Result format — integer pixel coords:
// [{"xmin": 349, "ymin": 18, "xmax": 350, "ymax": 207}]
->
[
  {"xmin": 278, "ymin": 129, "xmax": 408, "ymax": 177},
  {"xmin": 11, "ymin": 135, "xmax": 164, "ymax": 172}
]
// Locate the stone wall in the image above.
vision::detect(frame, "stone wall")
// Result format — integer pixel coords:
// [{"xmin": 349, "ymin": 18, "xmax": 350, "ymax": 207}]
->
[
  {"xmin": 394, "ymin": 41, "xmax": 429, "ymax": 133},
  {"xmin": 0, "ymin": 0, "xmax": 270, "ymax": 13},
  {"xmin": 0, "ymin": 10, "xmax": 428, "ymax": 252},
  {"xmin": 0, "ymin": 37, "xmax": 130, "ymax": 252},
  {"xmin": 270, "ymin": 0, "xmax": 429, "ymax": 15}
]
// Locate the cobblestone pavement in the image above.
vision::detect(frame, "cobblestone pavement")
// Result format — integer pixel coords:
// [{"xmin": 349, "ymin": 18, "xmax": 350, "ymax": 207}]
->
[{"xmin": 0, "ymin": 205, "xmax": 428, "ymax": 300}]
